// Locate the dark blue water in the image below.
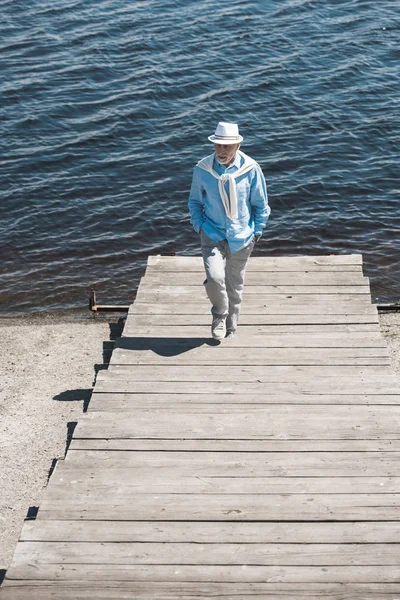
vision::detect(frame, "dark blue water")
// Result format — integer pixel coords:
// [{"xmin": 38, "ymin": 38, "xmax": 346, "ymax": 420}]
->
[{"xmin": 1, "ymin": 0, "xmax": 399, "ymax": 315}]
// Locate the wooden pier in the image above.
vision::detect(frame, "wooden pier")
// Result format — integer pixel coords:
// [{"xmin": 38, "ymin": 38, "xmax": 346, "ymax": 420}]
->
[{"xmin": 2, "ymin": 254, "xmax": 400, "ymax": 599}]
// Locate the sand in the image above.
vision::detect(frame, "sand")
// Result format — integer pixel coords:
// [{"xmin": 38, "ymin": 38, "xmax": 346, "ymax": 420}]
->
[
  {"xmin": 378, "ymin": 312, "xmax": 400, "ymax": 377},
  {"xmin": 0, "ymin": 312, "xmax": 399, "ymax": 575},
  {"xmin": 0, "ymin": 315, "xmax": 116, "ymax": 573}
]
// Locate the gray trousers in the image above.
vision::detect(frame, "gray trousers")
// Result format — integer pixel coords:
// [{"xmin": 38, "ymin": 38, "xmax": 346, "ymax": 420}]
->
[{"xmin": 200, "ymin": 230, "xmax": 255, "ymax": 332}]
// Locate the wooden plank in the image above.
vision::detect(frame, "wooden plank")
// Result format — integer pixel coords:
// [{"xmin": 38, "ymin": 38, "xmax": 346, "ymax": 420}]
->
[
  {"xmin": 122, "ymin": 324, "xmax": 383, "ymax": 337},
  {"xmin": 136, "ymin": 290, "xmax": 374, "ymax": 304},
  {"xmin": 115, "ymin": 332, "xmax": 388, "ymax": 349},
  {"xmin": 146, "ymin": 263, "xmax": 365, "ymax": 273},
  {"xmin": 5, "ymin": 562, "xmax": 400, "ymax": 586},
  {"xmin": 74, "ymin": 406, "xmax": 400, "ymax": 440},
  {"xmin": 37, "ymin": 493, "xmax": 400, "ymax": 522},
  {"xmin": 45, "ymin": 473, "xmax": 400, "ymax": 495},
  {"xmin": 61, "ymin": 450, "xmax": 400, "ymax": 476},
  {"xmin": 130, "ymin": 302, "xmax": 378, "ymax": 315},
  {"xmin": 109, "ymin": 356, "xmax": 390, "ymax": 367},
  {"xmin": 148, "ymin": 253, "xmax": 364, "ymax": 268},
  {"xmin": 3, "ymin": 581, "xmax": 400, "ymax": 600},
  {"xmin": 149, "ymin": 253, "xmax": 364, "ymax": 263},
  {"xmin": 142, "ymin": 272, "xmax": 368, "ymax": 286},
  {"xmin": 98, "ymin": 365, "xmax": 395, "ymax": 381},
  {"xmin": 109, "ymin": 346, "xmax": 390, "ymax": 366},
  {"xmin": 93, "ymin": 379, "xmax": 400, "ymax": 395},
  {"xmin": 146, "ymin": 262, "xmax": 365, "ymax": 272},
  {"xmin": 146, "ymin": 263, "xmax": 365, "ymax": 272},
  {"xmin": 69, "ymin": 438, "xmax": 400, "ymax": 452},
  {"xmin": 127, "ymin": 314, "xmax": 379, "ymax": 327},
  {"xmin": 20, "ymin": 519, "xmax": 400, "ymax": 543},
  {"xmin": 11, "ymin": 541, "xmax": 400, "ymax": 566},
  {"xmin": 137, "ymin": 284, "xmax": 372, "ymax": 295},
  {"xmin": 136, "ymin": 287, "xmax": 373, "ymax": 302},
  {"xmin": 88, "ymin": 392, "xmax": 400, "ymax": 410},
  {"xmin": 136, "ymin": 289, "xmax": 374, "ymax": 305},
  {"xmin": 115, "ymin": 337, "xmax": 386, "ymax": 352}
]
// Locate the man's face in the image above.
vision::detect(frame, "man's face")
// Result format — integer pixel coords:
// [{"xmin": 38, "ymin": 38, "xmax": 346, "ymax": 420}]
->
[{"xmin": 214, "ymin": 143, "xmax": 240, "ymax": 166}]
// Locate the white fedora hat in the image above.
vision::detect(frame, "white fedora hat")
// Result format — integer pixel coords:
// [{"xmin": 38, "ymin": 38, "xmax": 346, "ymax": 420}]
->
[{"xmin": 208, "ymin": 121, "xmax": 243, "ymax": 145}]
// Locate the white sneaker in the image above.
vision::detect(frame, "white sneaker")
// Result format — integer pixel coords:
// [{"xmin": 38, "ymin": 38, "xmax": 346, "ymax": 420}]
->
[{"xmin": 211, "ymin": 316, "xmax": 226, "ymax": 341}]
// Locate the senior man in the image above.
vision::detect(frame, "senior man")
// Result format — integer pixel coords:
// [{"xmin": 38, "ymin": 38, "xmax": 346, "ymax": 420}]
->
[{"xmin": 188, "ymin": 121, "xmax": 270, "ymax": 340}]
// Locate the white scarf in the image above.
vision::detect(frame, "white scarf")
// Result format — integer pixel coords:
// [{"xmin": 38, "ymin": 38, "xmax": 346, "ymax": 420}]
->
[{"xmin": 196, "ymin": 150, "xmax": 257, "ymax": 219}]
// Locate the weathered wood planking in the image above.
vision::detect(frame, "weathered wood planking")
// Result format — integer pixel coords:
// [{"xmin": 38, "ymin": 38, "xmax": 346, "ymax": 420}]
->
[
  {"xmin": 151, "ymin": 261, "xmax": 364, "ymax": 271},
  {"xmin": 11, "ymin": 541, "xmax": 400, "ymax": 566},
  {"xmin": 115, "ymin": 332, "xmax": 389, "ymax": 348},
  {"xmin": 3, "ymin": 582, "xmax": 400, "ymax": 600},
  {"xmin": 69, "ymin": 438, "xmax": 400, "ymax": 452},
  {"xmin": 136, "ymin": 291, "xmax": 374, "ymax": 304},
  {"xmin": 148, "ymin": 253, "xmax": 364, "ymax": 269},
  {"xmin": 88, "ymin": 392, "xmax": 400, "ymax": 410},
  {"xmin": 37, "ymin": 494, "xmax": 400, "ymax": 522},
  {"xmin": 5, "ymin": 563, "xmax": 400, "ymax": 583},
  {"xmin": 44, "ymin": 473, "xmax": 400, "ymax": 495},
  {"xmin": 127, "ymin": 314, "xmax": 380, "ymax": 327},
  {"xmin": 99, "ymin": 364, "xmax": 395, "ymax": 381},
  {"xmin": 123, "ymin": 324, "xmax": 384, "ymax": 338},
  {"xmin": 109, "ymin": 346, "xmax": 390, "ymax": 366},
  {"xmin": 2, "ymin": 254, "xmax": 399, "ymax": 599},
  {"xmin": 150, "ymin": 253, "xmax": 364, "ymax": 262},
  {"xmin": 136, "ymin": 287, "xmax": 373, "ymax": 302},
  {"xmin": 3, "ymin": 583, "xmax": 400, "ymax": 600},
  {"xmin": 61, "ymin": 450, "xmax": 400, "ymax": 476},
  {"xmin": 146, "ymin": 263, "xmax": 366, "ymax": 272},
  {"xmin": 93, "ymin": 378, "xmax": 400, "ymax": 395},
  {"xmin": 72, "ymin": 406, "xmax": 400, "ymax": 440},
  {"xmin": 142, "ymin": 272, "xmax": 368, "ymax": 286},
  {"xmin": 130, "ymin": 302, "xmax": 379, "ymax": 315},
  {"xmin": 138, "ymin": 284, "xmax": 372, "ymax": 295},
  {"xmin": 20, "ymin": 519, "xmax": 400, "ymax": 544}
]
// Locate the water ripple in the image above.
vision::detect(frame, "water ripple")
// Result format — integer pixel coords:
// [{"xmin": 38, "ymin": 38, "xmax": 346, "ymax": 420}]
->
[{"xmin": 0, "ymin": 0, "xmax": 399, "ymax": 314}]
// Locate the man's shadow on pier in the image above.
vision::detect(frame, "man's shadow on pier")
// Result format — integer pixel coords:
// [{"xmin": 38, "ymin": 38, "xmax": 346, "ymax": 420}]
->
[
  {"xmin": 52, "ymin": 321, "xmax": 214, "ymax": 412},
  {"xmin": 52, "ymin": 319, "xmax": 125, "ymax": 410},
  {"xmin": 116, "ymin": 336, "xmax": 217, "ymax": 356}
]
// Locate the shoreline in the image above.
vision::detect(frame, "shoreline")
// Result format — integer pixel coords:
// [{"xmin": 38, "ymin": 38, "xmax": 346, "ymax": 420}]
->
[
  {"xmin": 0, "ymin": 312, "xmax": 399, "ymax": 574},
  {"xmin": 0, "ymin": 309, "xmax": 105, "ymax": 323}
]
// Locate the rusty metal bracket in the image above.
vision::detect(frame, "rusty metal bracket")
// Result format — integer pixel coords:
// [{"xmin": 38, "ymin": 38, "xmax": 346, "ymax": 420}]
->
[{"xmin": 88, "ymin": 287, "xmax": 130, "ymax": 317}]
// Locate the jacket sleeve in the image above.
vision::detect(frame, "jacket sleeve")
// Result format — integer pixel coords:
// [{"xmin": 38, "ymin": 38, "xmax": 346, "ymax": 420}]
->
[
  {"xmin": 250, "ymin": 166, "xmax": 270, "ymax": 235},
  {"xmin": 188, "ymin": 167, "xmax": 205, "ymax": 233}
]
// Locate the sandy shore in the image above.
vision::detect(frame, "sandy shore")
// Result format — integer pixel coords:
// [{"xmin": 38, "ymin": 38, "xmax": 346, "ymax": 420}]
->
[
  {"xmin": 378, "ymin": 312, "xmax": 400, "ymax": 377},
  {"xmin": 0, "ymin": 312, "xmax": 399, "ymax": 574},
  {"xmin": 0, "ymin": 315, "xmax": 118, "ymax": 573}
]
